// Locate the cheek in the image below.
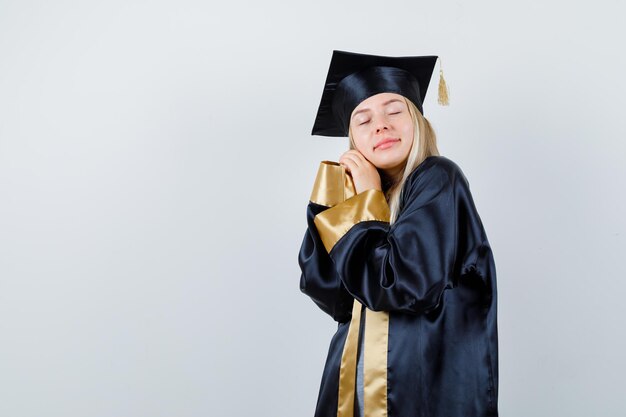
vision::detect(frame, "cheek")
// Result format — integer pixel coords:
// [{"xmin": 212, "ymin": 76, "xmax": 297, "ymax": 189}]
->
[
  {"xmin": 401, "ymin": 121, "xmax": 414, "ymax": 153},
  {"xmin": 351, "ymin": 131, "xmax": 368, "ymax": 150},
  {"xmin": 353, "ymin": 140, "xmax": 374, "ymax": 158},
  {"xmin": 401, "ymin": 119, "xmax": 414, "ymax": 140}
]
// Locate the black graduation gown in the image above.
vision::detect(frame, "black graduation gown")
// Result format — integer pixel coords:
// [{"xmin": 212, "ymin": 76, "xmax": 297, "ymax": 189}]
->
[{"xmin": 298, "ymin": 155, "xmax": 498, "ymax": 417}]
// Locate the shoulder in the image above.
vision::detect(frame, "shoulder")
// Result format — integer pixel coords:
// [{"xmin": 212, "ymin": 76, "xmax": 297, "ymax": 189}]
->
[
  {"xmin": 406, "ymin": 155, "xmax": 469, "ymax": 189},
  {"xmin": 399, "ymin": 156, "xmax": 471, "ymax": 211}
]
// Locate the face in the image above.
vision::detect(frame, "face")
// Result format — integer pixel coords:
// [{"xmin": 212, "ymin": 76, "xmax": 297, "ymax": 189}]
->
[{"xmin": 349, "ymin": 92, "xmax": 414, "ymax": 176}]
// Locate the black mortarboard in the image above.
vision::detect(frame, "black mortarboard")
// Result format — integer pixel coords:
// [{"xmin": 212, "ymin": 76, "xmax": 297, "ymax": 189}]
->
[{"xmin": 311, "ymin": 50, "xmax": 449, "ymax": 137}]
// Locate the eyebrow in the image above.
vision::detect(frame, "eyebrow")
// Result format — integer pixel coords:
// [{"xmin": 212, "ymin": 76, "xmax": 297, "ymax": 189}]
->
[{"xmin": 351, "ymin": 98, "xmax": 404, "ymax": 119}]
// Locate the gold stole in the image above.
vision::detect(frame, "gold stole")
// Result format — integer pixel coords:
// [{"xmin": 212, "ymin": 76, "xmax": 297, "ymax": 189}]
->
[{"xmin": 309, "ymin": 161, "xmax": 390, "ymax": 417}]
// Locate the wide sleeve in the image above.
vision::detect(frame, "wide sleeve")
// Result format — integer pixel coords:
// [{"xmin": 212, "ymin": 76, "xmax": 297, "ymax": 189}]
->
[
  {"xmin": 298, "ymin": 161, "xmax": 357, "ymax": 323},
  {"xmin": 313, "ymin": 160, "xmax": 489, "ymax": 315}
]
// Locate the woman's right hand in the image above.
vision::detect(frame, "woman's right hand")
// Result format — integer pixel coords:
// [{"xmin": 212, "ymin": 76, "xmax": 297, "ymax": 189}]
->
[{"xmin": 339, "ymin": 150, "xmax": 382, "ymax": 194}]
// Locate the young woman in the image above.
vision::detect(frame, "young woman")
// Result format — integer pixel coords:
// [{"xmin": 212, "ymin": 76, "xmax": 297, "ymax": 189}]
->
[{"xmin": 298, "ymin": 50, "xmax": 498, "ymax": 417}]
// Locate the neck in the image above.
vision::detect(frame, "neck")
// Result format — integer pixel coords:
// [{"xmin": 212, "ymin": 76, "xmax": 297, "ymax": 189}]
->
[
  {"xmin": 380, "ymin": 166, "xmax": 404, "ymax": 194},
  {"xmin": 381, "ymin": 164, "xmax": 405, "ymax": 183}
]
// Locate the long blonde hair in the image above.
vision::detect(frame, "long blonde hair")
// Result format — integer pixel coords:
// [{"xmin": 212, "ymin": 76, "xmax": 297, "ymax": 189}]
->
[{"xmin": 349, "ymin": 97, "xmax": 439, "ymax": 223}]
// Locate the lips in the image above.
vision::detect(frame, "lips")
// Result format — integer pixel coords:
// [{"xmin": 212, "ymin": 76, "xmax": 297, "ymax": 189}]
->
[{"xmin": 374, "ymin": 138, "xmax": 400, "ymax": 149}]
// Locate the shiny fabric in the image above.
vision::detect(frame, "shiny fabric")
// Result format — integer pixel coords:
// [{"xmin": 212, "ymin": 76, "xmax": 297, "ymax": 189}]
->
[
  {"xmin": 356, "ymin": 305, "xmax": 365, "ymax": 417},
  {"xmin": 311, "ymin": 50, "xmax": 438, "ymax": 137},
  {"xmin": 337, "ymin": 300, "xmax": 363, "ymax": 417},
  {"xmin": 361, "ymin": 305, "xmax": 389, "ymax": 417},
  {"xmin": 307, "ymin": 160, "xmax": 392, "ymax": 417},
  {"xmin": 332, "ymin": 66, "xmax": 425, "ymax": 134},
  {"xmin": 333, "ymin": 296, "xmax": 391, "ymax": 417},
  {"xmin": 298, "ymin": 155, "xmax": 499, "ymax": 416},
  {"xmin": 314, "ymin": 188, "xmax": 390, "ymax": 253},
  {"xmin": 310, "ymin": 160, "xmax": 356, "ymax": 207}
]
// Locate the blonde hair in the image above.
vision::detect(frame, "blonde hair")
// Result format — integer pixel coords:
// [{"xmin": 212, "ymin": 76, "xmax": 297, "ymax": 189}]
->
[{"xmin": 349, "ymin": 97, "xmax": 439, "ymax": 223}]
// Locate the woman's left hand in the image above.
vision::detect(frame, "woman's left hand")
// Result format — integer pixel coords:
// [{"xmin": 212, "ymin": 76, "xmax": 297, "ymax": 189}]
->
[{"xmin": 339, "ymin": 150, "xmax": 382, "ymax": 194}]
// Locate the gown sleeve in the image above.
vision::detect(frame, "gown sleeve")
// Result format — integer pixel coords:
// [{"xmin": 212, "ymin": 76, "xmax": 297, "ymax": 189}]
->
[
  {"xmin": 313, "ymin": 157, "xmax": 491, "ymax": 315},
  {"xmin": 298, "ymin": 161, "xmax": 357, "ymax": 323}
]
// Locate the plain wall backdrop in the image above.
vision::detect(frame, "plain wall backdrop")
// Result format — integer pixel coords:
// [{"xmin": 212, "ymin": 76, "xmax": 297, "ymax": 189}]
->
[{"xmin": 1, "ymin": 0, "xmax": 625, "ymax": 416}]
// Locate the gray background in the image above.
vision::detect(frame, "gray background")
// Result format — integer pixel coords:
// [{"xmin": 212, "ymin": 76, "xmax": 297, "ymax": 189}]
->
[{"xmin": 1, "ymin": 0, "xmax": 625, "ymax": 416}]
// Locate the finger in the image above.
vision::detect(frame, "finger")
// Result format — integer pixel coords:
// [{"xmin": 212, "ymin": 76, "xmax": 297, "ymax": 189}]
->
[
  {"xmin": 338, "ymin": 154, "xmax": 351, "ymax": 168},
  {"xmin": 343, "ymin": 149, "xmax": 363, "ymax": 162},
  {"xmin": 340, "ymin": 159, "xmax": 360, "ymax": 176},
  {"xmin": 350, "ymin": 150, "xmax": 376, "ymax": 168},
  {"xmin": 339, "ymin": 158, "xmax": 357, "ymax": 172},
  {"xmin": 341, "ymin": 153, "xmax": 361, "ymax": 168},
  {"xmin": 347, "ymin": 148, "xmax": 364, "ymax": 156},
  {"xmin": 349, "ymin": 151, "xmax": 368, "ymax": 165}
]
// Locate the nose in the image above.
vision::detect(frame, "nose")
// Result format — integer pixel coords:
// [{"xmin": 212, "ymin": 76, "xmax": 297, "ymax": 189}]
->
[{"xmin": 374, "ymin": 114, "xmax": 389, "ymax": 134}]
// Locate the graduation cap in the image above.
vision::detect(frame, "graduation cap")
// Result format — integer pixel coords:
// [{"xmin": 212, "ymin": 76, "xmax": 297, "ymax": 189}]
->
[{"xmin": 311, "ymin": 50, "xmax": 449, "ymax": 137}]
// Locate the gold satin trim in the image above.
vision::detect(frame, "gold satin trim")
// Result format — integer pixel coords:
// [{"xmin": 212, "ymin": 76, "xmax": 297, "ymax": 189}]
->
[
  {"xmin": 309, "ymin": 161, "xmax": 356, "ymax": 207},
  {"xmin": 337, "ymin": 302, "xmax": 390, "ymax": 417},
  {"xmin": 337, "ymin": 299, "xmax": 363, "ymax": 417},
  {"xmin": 363, "ymin": 309, "xmax": 389, "ymax": 417},
  {"xmin": 306, "ymin": 162, "xmax": 390, "ymax": 417},
  {"xmin": 313, "ymin": 188, "xmax": 391, "ymax": 253}
]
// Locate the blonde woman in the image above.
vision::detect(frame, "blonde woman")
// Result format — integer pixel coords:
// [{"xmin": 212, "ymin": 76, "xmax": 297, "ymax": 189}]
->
[{"xmin": 298, "ymin": 50, "xmax": 499, "ymax": 417}]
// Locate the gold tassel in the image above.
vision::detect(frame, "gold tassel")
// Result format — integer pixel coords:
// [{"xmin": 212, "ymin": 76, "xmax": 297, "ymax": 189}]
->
[{"xmin": 438, "ymin": 57, "xmax": 450, "ymax": 106}]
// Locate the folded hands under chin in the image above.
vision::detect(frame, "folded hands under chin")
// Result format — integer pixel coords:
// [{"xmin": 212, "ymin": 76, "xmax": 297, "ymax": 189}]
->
[{"xmin": 338, "ymin": 149, "xmax": 382, "ymax": 194}]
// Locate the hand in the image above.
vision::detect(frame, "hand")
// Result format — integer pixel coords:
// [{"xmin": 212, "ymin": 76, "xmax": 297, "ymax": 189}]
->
[{"xmin": 339, "ymin": 150, "xmax": 382, "ymax": 194}]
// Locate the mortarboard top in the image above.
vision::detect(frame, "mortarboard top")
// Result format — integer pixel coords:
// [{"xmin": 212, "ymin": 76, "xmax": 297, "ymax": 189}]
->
[{"xmin": 311, "ymin": 50, "xmax": 448, "ymax": 137}]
